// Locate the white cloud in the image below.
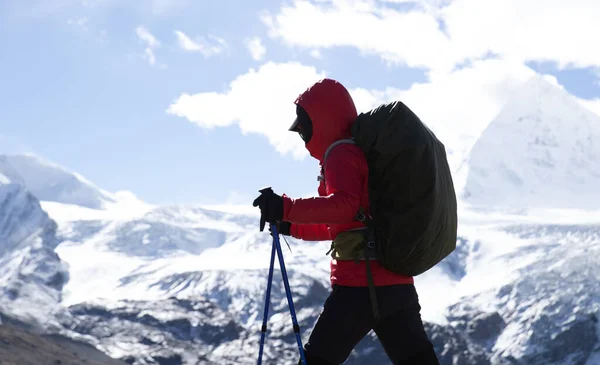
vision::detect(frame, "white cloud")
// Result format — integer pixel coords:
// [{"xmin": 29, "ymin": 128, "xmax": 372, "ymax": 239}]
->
[
  {"xmin": 262, "ymin": 0, "xmax": 454, "ymax": 73},
  {"xmin": 168, "ymin": 55, "xmax": 600, "ymax": 169},
  {"xmin": 167, "ymin": 62, "xmax": 326, "ymax": 160},
  {"xmin": 174, "ymin": 30, "xmax": 228, "ymax": 57},
  {"xmin": 441, "ymin": 0, "xmax": 600, "ymax": 69},
  {"xmin": 136, "ymin": 26, "xmax": 164, "ymax": 67},
  {"xmin": 166, "ymin": 59, "xmax": 554, "ymax": 166},
  {"xmin": 144, "ymin": 48, "xmax": 156, "ymax": 65},
  {"xmin": 167, "ymin": 0, "xmax": 600, "ymax": 173},
  {"xmin": 136, "ymin": 26, "xmax": 159, "ymax": 48},
  {"xmin": 174, "ymin": 31, "xmax": 202, "ymax": 52},
  {"xmin": 263, "ymin": 0, "xmax": 600, "ymax": 74},
  {"xmin": 245, "ymin": 37, "xmax": 267, "ymax": 61}
]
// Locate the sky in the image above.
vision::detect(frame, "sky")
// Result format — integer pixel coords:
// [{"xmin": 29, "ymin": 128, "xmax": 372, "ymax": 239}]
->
[{"xmin": 1, "ymin": 0, "xmax": 600, "ymax": 206}]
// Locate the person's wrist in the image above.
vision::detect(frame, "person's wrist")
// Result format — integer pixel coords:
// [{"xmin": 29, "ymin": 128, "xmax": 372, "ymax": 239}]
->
[{"xmin": 279, "ymin": 221, "xmax": 291, "ymax": 236}]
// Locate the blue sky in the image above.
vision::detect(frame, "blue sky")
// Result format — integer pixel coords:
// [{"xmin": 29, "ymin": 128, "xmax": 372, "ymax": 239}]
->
[{"xmin": 1, "ymin": 0, "xmax": 599, "ymax": 206}]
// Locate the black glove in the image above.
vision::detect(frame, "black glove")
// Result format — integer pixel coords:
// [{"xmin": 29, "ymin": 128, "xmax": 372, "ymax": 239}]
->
[
  {"xmin": 269, "ymin": 221, "xmax": 291, "ymax": 236},
  {"xmin": 252, "ymin": 187, "xmax": 283, "ymax": 231}
]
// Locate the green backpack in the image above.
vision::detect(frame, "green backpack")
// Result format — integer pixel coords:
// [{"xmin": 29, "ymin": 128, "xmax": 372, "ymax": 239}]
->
[{"xmin": 324, "ymin": 101, "xmax": 458, "ymax": 277}]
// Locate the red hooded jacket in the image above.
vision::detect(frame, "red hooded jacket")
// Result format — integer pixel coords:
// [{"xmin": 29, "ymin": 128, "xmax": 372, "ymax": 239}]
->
[{"xmin": 282, "ymin": 78, "xmax": 414, "ymax": 287}]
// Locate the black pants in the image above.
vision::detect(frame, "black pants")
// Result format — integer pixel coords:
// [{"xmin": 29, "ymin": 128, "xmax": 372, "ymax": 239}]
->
[{"xmin": 299, "ymin": 284, "xmax": 439, "ymax": 365}]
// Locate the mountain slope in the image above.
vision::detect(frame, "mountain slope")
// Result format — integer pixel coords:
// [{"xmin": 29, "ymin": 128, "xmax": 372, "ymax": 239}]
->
[
  {"xmin": 0, "ymin": 154, "xmax": 121, "ymax": 209},
  {"xmin": 0, "ymin": 182, "xmax": 69, "ymax": 329},
  {"xmin": 45, "ymin": 192, "xmax": 600, "ymax": 365},
  {"xmin": 51, "ymin": 204, "xmax": 276, "ymax": 307},
  {"xmin": 0, "ymin": 315, "xmax": 127, "ymax": 365},
  {"xmin": 446, "ymin": 223, "xmax": 600, "ymax": 365},
  {"xmin": 462, "ymin": 76, "xmax": 600, "ymax": 209}
]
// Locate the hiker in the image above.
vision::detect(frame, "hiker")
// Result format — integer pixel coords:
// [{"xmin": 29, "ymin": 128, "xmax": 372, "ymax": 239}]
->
[{"xmin": 252, "ymin": 78, "xmax": 441, "ymax": 365}]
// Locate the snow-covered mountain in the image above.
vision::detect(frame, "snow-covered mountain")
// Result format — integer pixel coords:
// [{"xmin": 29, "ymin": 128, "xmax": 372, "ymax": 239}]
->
[
  {"xmin": 43, "ymin": 199, "xmax": 600, "ymax": 365},
  {"xmin": 445, "ymin": 221, "xmax": 600, "ymax": 365},
  {"xmin": 1, "ymin": 76, "xmax": 599, "ymax": 364},
  {"xmin": 0, "ymin": 154, "xmax": 139, "ymax": 210},
  {"xmin": 462, "ymin": 76, "xmax": 600, "ymax": 209},
  {"xmin": 0, "ymin": 179, "xmax": 69, "ymax": 329}
]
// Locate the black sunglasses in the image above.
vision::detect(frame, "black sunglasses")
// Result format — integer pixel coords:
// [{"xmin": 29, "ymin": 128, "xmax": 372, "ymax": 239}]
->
[
  {"xmin": 297, "ymin": 126, "xmax": 311, "ymax": 143},
  {"xmin": 293, "ymin": 106, "xmax": 313, "ymax": 143}
]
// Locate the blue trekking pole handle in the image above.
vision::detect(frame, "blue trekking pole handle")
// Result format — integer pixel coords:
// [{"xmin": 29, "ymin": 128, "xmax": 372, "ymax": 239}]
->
[
  {"xmin": 257, "ymin": 238, "xmax": 277, "ymax": 365},
  {"xmin": 271, "ymin": 223, "xmax": 307, "ymax": 365}
]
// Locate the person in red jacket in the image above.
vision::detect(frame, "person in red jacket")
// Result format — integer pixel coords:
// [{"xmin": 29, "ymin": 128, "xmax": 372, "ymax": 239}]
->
[{"xmin": 253, "ymin": 78, "xmax": 439, "ymax": 365}]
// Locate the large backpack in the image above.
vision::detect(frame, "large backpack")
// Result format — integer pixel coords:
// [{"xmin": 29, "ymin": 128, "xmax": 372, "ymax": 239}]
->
[{"xmin": 324, "ymin": 101, "xmax": 458, "ymax": 277}]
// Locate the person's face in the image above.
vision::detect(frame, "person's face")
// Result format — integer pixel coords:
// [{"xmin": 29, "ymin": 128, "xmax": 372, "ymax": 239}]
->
[{"xmin": 292, "ymin": 105, "xmax": 313, "ymax": 144}]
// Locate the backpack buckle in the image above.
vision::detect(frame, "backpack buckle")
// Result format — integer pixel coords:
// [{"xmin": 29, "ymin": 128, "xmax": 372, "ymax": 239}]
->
[{"xmin": 356, "ymin": 212, "xmax": 366, "ymax": 222}]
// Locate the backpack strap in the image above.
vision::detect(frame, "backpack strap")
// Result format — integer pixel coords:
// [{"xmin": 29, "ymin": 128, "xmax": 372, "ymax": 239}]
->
[
  {"xmin": 364, "ymin": 245, "xmax": 380, "ymax": 321},
  {"xmin": 323, "ymin": 138, "xmax": 356, "ymax": 166},
  {"xmin": 323, "ymin": 140, "xmax": 380, "ymax": 321},
  {"xmin": 319, "ymin": 139, "xmax": 356, "ymax": 183},
  {"xmin": 357, "ymin": 207, "xmax": 380, "ymax": 322}
]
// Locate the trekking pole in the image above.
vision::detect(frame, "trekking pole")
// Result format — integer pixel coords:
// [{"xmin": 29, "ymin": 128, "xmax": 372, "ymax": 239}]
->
[
  {"xmin": 272, "ymin": 223, "xmax": 307, "ymax": 365},
  {"xmin": 256, "ymin": 223, "xmax": 307, "ymax": 365},
  {"xmin": 257, "ymin": 237, "xmax": 276, "ymax": 365}
]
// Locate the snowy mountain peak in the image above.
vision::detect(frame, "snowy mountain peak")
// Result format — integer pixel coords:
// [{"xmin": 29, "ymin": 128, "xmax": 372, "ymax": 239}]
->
[
  {"xmin": 0, "ymin": 154, "xmax": 132, "ymax": 210},
  {"xmin": 462, "ymin": 75, "xmax": 600, "ymax": 209}
]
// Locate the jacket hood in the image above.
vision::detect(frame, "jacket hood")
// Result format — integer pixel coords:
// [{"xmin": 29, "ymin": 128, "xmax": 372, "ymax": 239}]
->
[{"xmin": 293, "ymin": 78, "xmax": 358, "ymax": 162}]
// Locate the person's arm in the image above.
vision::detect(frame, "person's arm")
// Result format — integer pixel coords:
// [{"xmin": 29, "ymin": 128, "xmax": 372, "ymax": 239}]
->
[
  {"xmin": 289, "ymin": 223, "xmax": 330, "ymax": 241},
  {"xmin": 282, "ymin": 145, "xmax": 363, "ymax": 224}
]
